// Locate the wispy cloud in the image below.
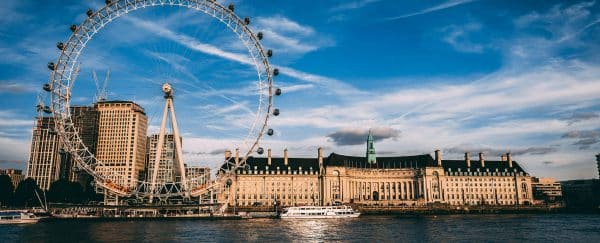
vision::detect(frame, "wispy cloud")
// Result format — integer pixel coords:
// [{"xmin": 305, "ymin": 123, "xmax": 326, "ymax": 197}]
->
[
  {"xmin": 386, "ymin": 0, "xmax": 477, "ymax": 20},
  {"xmin": 330, "ymin": 0, "xmax": 381, "ymax": 12},
  {"xmin": 126, "ymin": 16, "xmax": 361, "ymax": 96},
  {"xmin": 441, "ymin": 22, "xmax": 485, "ymax": 53},
  {"xmin": 0, "ymin": 81, "xmax": 37, "ymax": 94},
  {"xmin": 252, "ymin": 15, "xmax": 334, "ymax": 55}
]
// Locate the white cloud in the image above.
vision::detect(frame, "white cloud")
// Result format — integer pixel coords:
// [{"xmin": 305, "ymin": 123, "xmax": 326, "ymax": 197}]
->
[
  {"xmin": 125, "ymin": 16, "xmax": 360, "ymax": 96},
  {"xmin": 0, "ymin": 81, "xmax": 38, "ymax": 94},
  {"xmin": 330, "ymin": 0, "xmax": 381, "ymax": 12},
  {"xmin": 252, "ymin": 15, "xmax": 334, "ymax": 55},
  {"xmin": 441, "ymin": 23, "xmax": 485, "ymax": 53},
  {"xmin": 386, "ymin": 0, "xmax": 477, "ymax": 20}
]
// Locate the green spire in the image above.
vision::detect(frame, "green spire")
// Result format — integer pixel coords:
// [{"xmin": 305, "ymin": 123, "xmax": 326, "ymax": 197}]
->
[{"xmin": 367, "ymin": 129, "xmax": 376, "ymax": 164}]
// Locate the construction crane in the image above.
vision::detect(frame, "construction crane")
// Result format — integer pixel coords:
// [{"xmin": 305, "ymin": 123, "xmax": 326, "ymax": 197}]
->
[{"xmin": 92, "ymin": 69, "xmax": 110, "ymax": 102}]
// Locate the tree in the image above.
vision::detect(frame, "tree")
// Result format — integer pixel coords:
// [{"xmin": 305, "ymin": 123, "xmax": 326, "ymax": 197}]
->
[
  {"xmin": 13, "ymin": 178, "xmax": 43, "ymax": 207},
  {"xmin": 0, "ymin": 175, "xmax": 14, "ymax": 207},
  {"xmin": 48, "ymin": 179, "xmax": 85, "ymax": 204}
]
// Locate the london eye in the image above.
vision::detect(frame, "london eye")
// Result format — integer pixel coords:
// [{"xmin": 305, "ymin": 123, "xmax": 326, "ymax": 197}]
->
[{"xmin": 40, "ymin": 0, "xmax": 282, "ymax": 202}]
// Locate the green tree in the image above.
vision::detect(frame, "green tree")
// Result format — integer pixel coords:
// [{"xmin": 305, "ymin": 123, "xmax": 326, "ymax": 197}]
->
[
  {"xmin": 13, "ymin": 178, "xmax": 43, "ymax": 207},
  {"xmin": 48, "ymin": 179, "xmax": 85, "ymax": 203},
  {"xmin": 0, "ymin": 175, "xmax": 14, "ymax": 207}
]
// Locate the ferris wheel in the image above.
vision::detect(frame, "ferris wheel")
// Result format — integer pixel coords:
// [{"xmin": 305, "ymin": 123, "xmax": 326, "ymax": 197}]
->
[{"xmin": 42, "ymin": 0, "xmax": 282, "ymax": 200}]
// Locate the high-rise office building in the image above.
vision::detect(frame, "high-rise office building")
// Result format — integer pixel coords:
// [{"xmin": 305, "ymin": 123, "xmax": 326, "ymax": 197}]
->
[
  {"xmin": 596, "ymin": 153, "xmax": 600, "ymax": 179},
  {"xmin": 185, "ymin": 165, "xmax": 210, "ymax": 189},
  {"xmin": 94, "ymin": 101, "xmax": 147, "ymax": 189},
  {"xmin": 65, "ymin": 106, "xmax": 99, "ymax": 189},
  {"xmin": 26, "ymin": 116, "xmax": 63, "ymax": 190},
  {"xmin": 147, "ymin": 134, "xmax": 178, "ymax": 183}
]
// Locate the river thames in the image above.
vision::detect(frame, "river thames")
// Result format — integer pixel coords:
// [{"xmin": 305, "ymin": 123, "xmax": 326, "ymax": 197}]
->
[{"xmin": 2, "ymin": 214, "xmax": 600, "ymax": 242}]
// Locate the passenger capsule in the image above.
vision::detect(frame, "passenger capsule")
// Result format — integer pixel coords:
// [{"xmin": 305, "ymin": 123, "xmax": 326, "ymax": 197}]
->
[
  {"xmin": 36, "ymin": 104, "xmax": 43, "ymax": 111},
  {"xmin": 267, "ymin": 49, "xmax": 273, "ymax": 57},
  {"xmin": 43, "ymin": 106, "xmax": 51, "ymax": 114},
  {"xmin": 56, "ymin": 42, "xmax": 64, "ymax": 51},
  {"xmin": 43, "ymin": 83, "xmax": 52, "ymax": 92},
  {"xmin": 47, "ymin": 62, "xmax": 56, "ymax": 71},
  {"xmin": 257, "ymin": 147, "xmax": 264, "ymax": 155},
  {"xmin": 273, "ymin": 108, "xmax": 280, "ymax": 116},
  {"xmin": 228, "ymin": 4, "xmax": 235, "ymax": 12},
  {"xmin": 86, "ymin": 9, "xmax": 94, "ymax": 17},
  {"xmin": 267, "ymin": 128, "xmax": 274, "ymax": 136},
  {"xmin": 105, "ymin": 0, "xmax": 113, "ymax": 4},
  {"xmin": 70, "ymin": 24, "xmax": 77, "ymax": 32},
  {"xmin": 273, "ymin": 68, "xmax": 279, "ymax": 76},
  {"xmin": 244, "ymin": 17, "xmax": 250, "ymax": 25},
  {"xmin": 275, "ymin": 88, "xmax": 282, "ymax": 96},
  {"xmin": 257, "ymin": 32, "xmax": 263, "ymax": 40}
]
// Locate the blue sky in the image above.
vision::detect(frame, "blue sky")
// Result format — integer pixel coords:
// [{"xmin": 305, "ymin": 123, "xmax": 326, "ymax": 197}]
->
[{"xmin": 0, "ymin": 0, "xmax": 599, "ymax": 180}]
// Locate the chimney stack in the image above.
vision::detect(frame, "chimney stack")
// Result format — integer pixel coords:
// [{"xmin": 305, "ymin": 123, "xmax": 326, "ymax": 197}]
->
[
  {"xmin": 225, "ymin": 149, "xmax": 232, "ymax": 160},
  {"xmin": 284, "ymin": 148, "xmax": 289, "ymax": 166},
  {"xmin": 501, "ymin": 154, "xmax": 507, "ymax": 162},
  {"xmin": 507, "ymin": 152, "xmax": 513, "ymax": 168},
  {"xmin": 267, "ymin": 148, "xmax": 272, "ymax": 165},
  {"xmin": 235, "ymin": 148, "xmax": 240, "ymax": 165},
  {"xmin": 435, "ymin": 149, "xmax": 442, "ymax": 166},
  {"xmin": 465, "ymin": 152, "xmax": 471, "ymax": 167},
  {"xmin": 479, "ymin": 152, "xmax": 485, "ymax": 167}
]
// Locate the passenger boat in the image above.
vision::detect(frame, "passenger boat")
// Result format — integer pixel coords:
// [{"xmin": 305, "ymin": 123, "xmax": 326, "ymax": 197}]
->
[
  {"xmin": 280, "ymin": 205, "xmax": 360, "ymax": 219},
  {"xmin": 0, "ymin": 211, "xmax": 40, "ymax": 224}
]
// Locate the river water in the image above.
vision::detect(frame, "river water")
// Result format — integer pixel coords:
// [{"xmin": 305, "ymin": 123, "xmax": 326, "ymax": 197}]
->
[{"xmin": 2, "ymin": 214, "xmax": 599, "ymax": 242}]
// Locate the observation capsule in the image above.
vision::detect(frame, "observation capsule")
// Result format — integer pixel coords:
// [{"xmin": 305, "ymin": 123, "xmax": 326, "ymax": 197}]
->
[
  {"xmin": 47, "ymin": 62, "xmax": 56, "ymax": 71},
  {"xmin": 273, "ymin": 68, "xmax": 279, "ymax": 76},
  {"xmin": 257, "ymin": 32, "xmax": 263, "ymax": 40},
  {"xmin": 267, "ymin": 128, "xmax": 274, "ymax": 136},
  {"xmin": 105, "ymin": 0, "xmax": 113, "ymax": 5},
  {"xmin": 43, "ymin": 106, "xmax": 51, "ymax": 114},
  {"xmin": 273, "ymin": 108, "xmax": 280, "ymax": 116},
  {"xmin": 86, "ymin": 9, "xmax": 94, "ymax": 17},
  {"xmin": 228, "ymin": 4, "xmax": 235, "ymax": 12},
  {"xmin": 56, "ymin": 42, "xmax": 65, "ymax": 51},
  {"xmin": 275, "ymin": 88, "xmax": 282, "ymax": 96},
  {"xmin": 244, "ymin": 17, "xmax": 250, "ymax": 25},
  {"xmin": 267, "ymin": 49, "xmax": 273, "ymax": 57},
  {"xmin": 70, "ymin": 25, "xmax": 77, "ymax": 32},
  {"xmin": 36, "ymin": 104, "xmax": 43, "ymax": 111},
  {"xmin": 43, "ymin": 83, "xmax": 52, "ymax": 92},
  {"xmin": 257, "ymin": 147, "xmax": 264, "ymax": 155}
]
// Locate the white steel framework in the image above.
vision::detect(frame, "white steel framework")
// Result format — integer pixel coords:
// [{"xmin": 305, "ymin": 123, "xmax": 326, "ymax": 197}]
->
[{"xmin": 45, "ymin": 0, "xmax": 276, "ymax": 199}]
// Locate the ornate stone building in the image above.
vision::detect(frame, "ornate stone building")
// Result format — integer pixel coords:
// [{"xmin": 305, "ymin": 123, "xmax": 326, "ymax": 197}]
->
[{"xmin": 223, "ymin": 131, "xmax": 534, "ymax": 207}]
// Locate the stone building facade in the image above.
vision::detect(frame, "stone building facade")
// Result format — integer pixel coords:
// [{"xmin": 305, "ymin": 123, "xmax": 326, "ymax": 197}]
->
[{"xmin": 223, "ymin": 133, "xmax": 534, "ymax": 207}]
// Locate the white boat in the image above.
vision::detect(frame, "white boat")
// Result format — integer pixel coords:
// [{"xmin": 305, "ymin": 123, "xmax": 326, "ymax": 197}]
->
[
  {"xmin": 0, "ymin": 211, "xmax": 40, "ymax": 224},
  {"xmin": 280, "ymin": 205, "xmax": 360, "ymax": 219}
]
